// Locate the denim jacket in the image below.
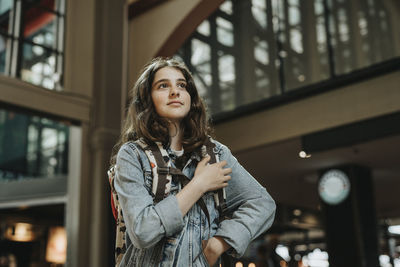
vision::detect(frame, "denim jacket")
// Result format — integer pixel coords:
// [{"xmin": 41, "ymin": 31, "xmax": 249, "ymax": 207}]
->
[{"xmin": 114, "ymin": 139, "xmax": 276, "ymax": 266}]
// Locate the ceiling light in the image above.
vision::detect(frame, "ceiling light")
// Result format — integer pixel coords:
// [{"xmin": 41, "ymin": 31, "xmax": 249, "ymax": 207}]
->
[
  {"xmin": 299, "ymin": 150, "xmax": 311, "ymax": 158},
  {"xmin": 5, "ymin": 223, "xmax": 35, "ymax": 242},
  {"xmin": 46, "ymin": 226, "xmax": 67, "ymax": 264},
  {"xmin": 293, "ymin": 209, "xmax": 302, "ymax": 216},
  {"xmin": 388, "ymin": 225, "xmax": 400, "ymax": 235}
]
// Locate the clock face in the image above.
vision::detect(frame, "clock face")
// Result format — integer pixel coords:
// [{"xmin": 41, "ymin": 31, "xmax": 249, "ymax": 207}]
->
[{"xmin": 319, "ymin": 169, "xmax": 351, "ymax": 205}]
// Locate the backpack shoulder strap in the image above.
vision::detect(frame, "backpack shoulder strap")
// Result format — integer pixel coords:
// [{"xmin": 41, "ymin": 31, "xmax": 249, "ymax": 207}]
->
[
  {"xmin": 135, "ymin": 139, "xmax": 173, "ymax": 202},
  {"xmin": 108, "ymin": 165, "xmax": 126, "ymax": 267},
  {"xmin": 108, "ymin": 165, "xmax": 118, "ymax": 220},
  {"xmin": 204, "ymin": 137, "xmax": 217, "ymax": 164},
  {"xmin": 202, "ymin": 138, "xmax": 232, "ymax": 266},
  {"xmin": 203, "ymin": 137, "xmax": 228, "ymax": 222}
]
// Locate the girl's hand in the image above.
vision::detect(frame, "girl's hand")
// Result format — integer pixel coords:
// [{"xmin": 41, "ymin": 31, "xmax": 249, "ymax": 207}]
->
[
  {"xmin": 193, "ymin": 155, "xmax": 232, "ymax": 193},
  {"xmin": 176, "ymin": 156, "xmax": 231, "ymax": 217},
  {"xmin": 202, "ymin": 237, "xmax": 231, "ymax": 266}
]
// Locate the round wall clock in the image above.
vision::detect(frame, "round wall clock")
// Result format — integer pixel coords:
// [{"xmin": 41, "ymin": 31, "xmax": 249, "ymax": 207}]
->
[{"xmin": 318, "ymin": 169, "xmax": 351, "ymax": 205}]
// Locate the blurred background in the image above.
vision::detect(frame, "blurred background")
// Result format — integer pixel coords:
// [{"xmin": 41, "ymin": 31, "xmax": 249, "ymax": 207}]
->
[{"xmin": 0, "ymin": 0, "xmax": 399, "ymax": 266}]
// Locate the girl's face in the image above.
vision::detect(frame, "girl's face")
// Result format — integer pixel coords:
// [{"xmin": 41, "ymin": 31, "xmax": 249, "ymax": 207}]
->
[{"xmin": 151, "ymin": 67, "xmax": 191, "ymax": 124}]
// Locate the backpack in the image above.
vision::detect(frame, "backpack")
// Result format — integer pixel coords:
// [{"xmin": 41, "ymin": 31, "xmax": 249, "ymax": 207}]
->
[{"xmin": 108, "ymin": 137, "xmax": 229, "ymax": 266}]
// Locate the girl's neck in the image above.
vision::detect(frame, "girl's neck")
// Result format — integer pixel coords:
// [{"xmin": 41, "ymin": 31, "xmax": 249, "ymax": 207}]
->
[{"xmin": 169, "ymin": 122, "xmax": 183, "ymax": 151}]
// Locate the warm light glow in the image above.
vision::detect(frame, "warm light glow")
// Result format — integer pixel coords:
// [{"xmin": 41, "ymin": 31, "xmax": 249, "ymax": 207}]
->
[
  {"xmin": 299, "ymin": 151, "xmax": 311, "ymax": 158},
  {"xmin": 235, "ymin": 262, "xmax": 243, "ymax": 267},
  {"xmin": 293, "ymin": 209, "xmax": 302, "ymax": 216},
  {"xmin": 248, "ymin": 263, "xmax": 256, "ymax": 267},
  {"xmin": 45, "ymin": 226, "xmax": 67, "ymax": 264},
  {"xmin": 5, "ymin": 223, "xmax": 35, "ymax": 242}
]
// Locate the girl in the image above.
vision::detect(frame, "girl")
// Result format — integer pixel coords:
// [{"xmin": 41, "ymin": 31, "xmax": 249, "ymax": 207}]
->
[{"xmin": 110, "ymin": 57, "xmax": 276, "ymax": 266}]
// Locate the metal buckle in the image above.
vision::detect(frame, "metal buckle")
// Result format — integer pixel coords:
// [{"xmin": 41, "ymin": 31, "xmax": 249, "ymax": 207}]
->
[{"xmin": 157, "ymin": 167, "xmax": 169, "ymax": 175}]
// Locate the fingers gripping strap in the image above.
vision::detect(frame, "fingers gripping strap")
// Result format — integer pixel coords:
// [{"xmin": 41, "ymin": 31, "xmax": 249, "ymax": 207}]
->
[{"xmin": 203, "ymin": 138, "xmax": 227, "ymax": 211}]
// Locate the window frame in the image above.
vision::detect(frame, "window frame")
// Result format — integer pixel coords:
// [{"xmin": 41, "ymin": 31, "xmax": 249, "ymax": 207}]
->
[{"xmin": 0, "ymin": 0, "xmax": 65, "ymax": 90}]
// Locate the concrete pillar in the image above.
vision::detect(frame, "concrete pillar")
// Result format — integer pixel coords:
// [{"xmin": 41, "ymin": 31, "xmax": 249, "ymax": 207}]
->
[
  {"xmin": 64, "ymin": 0, "xmax": 128, "ymax": 266},
  {"xmin": 88, "ymin": 0, "xmax": 127, "ymax": 266}
]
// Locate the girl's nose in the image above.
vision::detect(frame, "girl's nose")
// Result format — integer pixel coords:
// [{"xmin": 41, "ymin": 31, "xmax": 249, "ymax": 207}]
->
[{"xmin": 169, "ymin": 87, "xmax": 180, "ymax": 97}]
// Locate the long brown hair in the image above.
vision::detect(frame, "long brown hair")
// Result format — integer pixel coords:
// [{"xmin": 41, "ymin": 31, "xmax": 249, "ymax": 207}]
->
[{"xmin": 110, "ymin": 57, "xmax": 212, "ymax": 166}]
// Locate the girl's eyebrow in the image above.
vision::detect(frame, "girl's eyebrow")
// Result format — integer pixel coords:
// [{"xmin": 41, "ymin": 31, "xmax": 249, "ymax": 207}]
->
[{"xmin": 153, "ymin": 78, "xmax": 187, "ymax": 87}]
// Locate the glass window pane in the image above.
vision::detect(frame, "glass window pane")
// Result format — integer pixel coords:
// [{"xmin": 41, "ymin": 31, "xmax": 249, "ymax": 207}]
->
[
  {"xmin": 197, "ymin": 20, "xmax": 210, "ymax": 36},
  {"xmin": 0, "ymin": 0, "xmax": 13, "ymax": 35},
  {"xmin": 195, "ymin": 64, "xmax": 212, "ymax": 86},
  {"xmin": 193, "ymin": 74, "xmax": 209, "ymax": 99},
  {"xmin": 290, "ymin": 28, "xmax": 303, "ymax": 54},
  {"xmin": 252, "ymin": 6, "xmax": 267, "ymax": 29},
  {"xmin": 0, "ymin": 0, "xmax": 65, "ymax": 90},
  {"xmin": 288, "ymin": 0, "xmax": 299, "ymax": 6},
  {"xmin": 20, "ymin": 43, "xmax": 61, "ymax": 90},
  {"xmin": 314, "ymin": 0, "xmax": 324, "ymax": 15},
  {"xmin": 0, "ymin": 108, "xmax": 69, "ymax": 181},
  {"xmin": 41, "ymin": 128, "xmax": 58, "ymax": 176},
  {"xmin": 23, "ymin": 8, "xmax": 58, "ymax": 49},
  {"xmin": 24, "ymin": 0, "xmax": 57, "ymax": 12},
  {"xmin": 176, "ymin": 0, "xmax": 400, "ymax": 116},
  {"xmin": 0, "ymin": 34, "xmax": 10, "ymax": 73},
  {"xmin": 254, "ymin": 39, "xmax": 269, "ymax": 65},
  {"xmin": 218, "ymin": 54, "xmax": 235, "ymax": 84},
  {"xmin": 0, "ymin": 0, "xmax": 13, "ymax": 13},
  {"xmin": 220, "ymin": 0, "xmax": 232, "ymax": 15},
  {"xmin": 327, "ymin": 1, "xmax": 400, "ymax": 75},
  {"xmin": 191, "ymin": 38, "xmax": 210, "ymax": 65},
  {"xmin": 252, "ymin": 0, "xmax": 266, "ymax": 9},
  {"xmin": 255, "ymin": 68, "xmax": 271, "ymax": 93},
  {"xmin": 252, "ymin": 0, "xmax": 267, "ymax": 29},
  {"xmin": 216, "ymin": 17, "xmax": 234, "ymax": 47},
  {"xmin": 288, "ymin": 6, "xmax": 300, "ymax": 26},
  {"xmin": 192, "ymin": 57, "xmax": 212, "ymax": 108},
  {"xmin": 218, "ymin": 54, "xmax": 235, "ymax": 111}
]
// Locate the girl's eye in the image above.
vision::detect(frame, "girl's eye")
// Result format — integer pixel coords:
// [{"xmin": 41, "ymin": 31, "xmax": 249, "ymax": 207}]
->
[
  {"xmin": 158, "ymin": 83, "xmax": 168, "ymax": 89},
  {"xmin": 178, "ymin": 83, "xmax": 187, "ymax": 89}
]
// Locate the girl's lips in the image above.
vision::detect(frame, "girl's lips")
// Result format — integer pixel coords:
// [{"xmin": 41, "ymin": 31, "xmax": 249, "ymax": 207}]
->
[{"xmin": 167, "ymin": 101, "xmax": 183, "ymax": 105}]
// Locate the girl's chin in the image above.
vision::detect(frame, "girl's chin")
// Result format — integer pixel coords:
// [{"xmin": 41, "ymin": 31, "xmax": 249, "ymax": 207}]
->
[
  {"xmin": 161, "ymin": 115, "xmax": 188, "ymax": 123},
  {"xmin": 163, "ymin": 118, "xmax": 183, "ymax": 124}
]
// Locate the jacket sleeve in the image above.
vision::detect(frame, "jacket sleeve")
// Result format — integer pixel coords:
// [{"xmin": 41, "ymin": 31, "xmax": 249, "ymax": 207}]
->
[
  {"xmin": 114, "ymin": 143, "xmax": 185, "ymax": 249},
  {"xmin": 213, "ymin": 143, "xmax": 276, "ymax": 257}
]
